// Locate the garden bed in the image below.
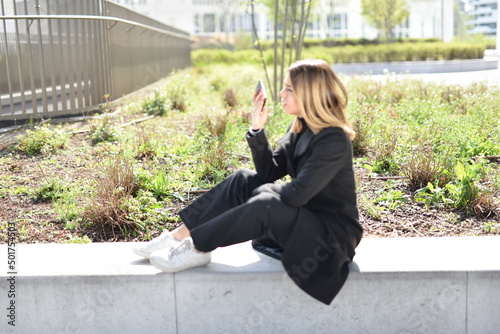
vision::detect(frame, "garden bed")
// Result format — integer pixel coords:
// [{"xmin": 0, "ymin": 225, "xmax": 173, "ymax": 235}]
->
[{"xmin": 1, "ymin": 64, "xmax": 499, "ymax": 243}]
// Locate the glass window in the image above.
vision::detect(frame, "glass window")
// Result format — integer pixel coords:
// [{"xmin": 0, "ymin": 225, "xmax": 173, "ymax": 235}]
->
[
  {"xmin": 334, "ymin": 14, "xmax": 341, "ymax": 29},
  {"xmin": 203, "ymin": 13, "xmax": 216, "ymax": 32},
  {"xmin": 194, "ymin": 14, "xmax": 200, "ymax": 33},
  {"xmin": 219, "ymin": 15, "xmax": 226, "ymax": 32},
  {"xmin": 239, "ymin": 13, "xmax": 253, "ymax": 31}
]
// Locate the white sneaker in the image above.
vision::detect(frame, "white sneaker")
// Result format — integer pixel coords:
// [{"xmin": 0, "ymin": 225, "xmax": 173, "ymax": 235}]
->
[
  {"xmin": 133, "ymin": 230, "xmax": 182, "ymax": 259},
  {"xmin": 149, "ymin": 238, "xmax": 211, "ymax": 273}
]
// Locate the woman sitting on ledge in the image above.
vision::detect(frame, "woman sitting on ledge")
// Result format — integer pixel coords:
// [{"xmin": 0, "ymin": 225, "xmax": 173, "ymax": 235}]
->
[{"xmin": 133, "ymin": 59, "xmax": 363, "ymax": 305}]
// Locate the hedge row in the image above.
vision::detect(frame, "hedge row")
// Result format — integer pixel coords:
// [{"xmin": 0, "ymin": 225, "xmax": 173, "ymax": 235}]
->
[
  {"xmin": 308, "ymin": 43, "xmax": 486, "ymax": 63},
  {"xmin": 258, "ymin": 37, "xmax": 442, "ymax": 49},
  {"xmin": 192, "ymin": 42, "xmax": 486, "ymax": 66}
]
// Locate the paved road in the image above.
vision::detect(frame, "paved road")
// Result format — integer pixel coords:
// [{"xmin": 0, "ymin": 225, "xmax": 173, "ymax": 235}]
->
[{"xmin": 352, "ymin": 68, "xmax": 500, "ymax": 86}]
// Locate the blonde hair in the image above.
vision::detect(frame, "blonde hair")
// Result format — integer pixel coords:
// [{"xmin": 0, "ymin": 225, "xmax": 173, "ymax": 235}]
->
[{"xmin": 288, "ymin": 59, "xmax": 355, "ymax": 140}]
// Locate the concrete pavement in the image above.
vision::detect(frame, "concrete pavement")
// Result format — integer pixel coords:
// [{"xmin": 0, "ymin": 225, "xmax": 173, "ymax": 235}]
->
[{"xmin": 364, "ymin": 67, "xmax": 500, "ymax": 86}]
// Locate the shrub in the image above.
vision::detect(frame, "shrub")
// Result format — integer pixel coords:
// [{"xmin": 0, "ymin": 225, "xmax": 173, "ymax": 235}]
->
[
  {"xmin": 164, "ymin": 80, "xmax": 189, "ymax": 112},
  {"xmin": 415, "ymin": 159, "xmax": 486, "ymax": 210},
  {"xmin": 368, "ymin": 128, "xmax": 401, "ymax": 175},
  {"xmin": 222, "ymin": 88, "xmax": 239, "ymax": 107},
  {"xmin": 193, "ymin": 110, "xmax": 234, "ymax": 182},
  {"xmin": 134, "ymin": 126, "xmax": 158, "ymax": 160},
  {"xmin": 349, "ymin": 102, "xmax": 377, "ymax": 156},
  {"xmin": 89, "ymin": 115, "xmax": 119, "ymax": 145},
  {"xmin": 471, "ymin": 191, "xmax": 499, "ymax": 218},
  {"xmin": 142, "ymin": 90, "xmax": 168, "ymax": 116},
  {"xmin": 82, "ymin": 155, "xmax": 141, "ymax": 239},
  {"xmin": 17, "ymin": 124, "xmax": 69, "ymax": 155},
  {"xmin": 192, "ymin": 42, "xmax": 487, "ymax": 67},
  {"xmin": 402, "ymin": 145, "xmax": 451, "ymax": 192}
]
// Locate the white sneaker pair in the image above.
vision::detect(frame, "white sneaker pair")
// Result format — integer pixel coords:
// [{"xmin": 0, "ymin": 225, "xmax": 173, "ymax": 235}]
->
[{"xmin": 133, "ymin": 231, "xmax": 211, "ymax": 272}]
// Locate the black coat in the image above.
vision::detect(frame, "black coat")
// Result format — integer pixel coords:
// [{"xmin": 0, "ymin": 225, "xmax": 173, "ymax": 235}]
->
[{"xmin": 246, "ymin": 124, "xmax": 363, "ymax": 305}]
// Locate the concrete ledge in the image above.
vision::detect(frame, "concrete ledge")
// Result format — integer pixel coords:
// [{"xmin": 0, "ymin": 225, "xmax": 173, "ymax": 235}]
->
[
  {"xmin": 1, "ymin": 237, "xmax": 500, "ymax": 333},
  {"xmin": 333, "ymin": 59, "xmax": 499, "ymax": 75}
]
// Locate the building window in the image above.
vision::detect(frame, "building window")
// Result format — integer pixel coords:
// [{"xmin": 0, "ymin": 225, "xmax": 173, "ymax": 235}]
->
[
  {"xmin": 239, "ymin": 13, "xmax": 253, "ymax": 31},
  {"xmin": 219, "ymin": 15, "xmax": 226, "ymax": 32},
  {"xmin": 194, "ymin": 14, "xmax": 200, "ymax": 33},
  {"xmin": 203, "ymin": 13, "xmax": 216, "ymax": 32},
  {"xmin": 334, "ymin": 14, "xmax": 342, "ymax": 29}
]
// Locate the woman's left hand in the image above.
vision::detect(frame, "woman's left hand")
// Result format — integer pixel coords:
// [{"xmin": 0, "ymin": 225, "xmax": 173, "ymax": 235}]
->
[{"xmin": 251, "ymin": 90, "xmax": 268, "ymax": 131}]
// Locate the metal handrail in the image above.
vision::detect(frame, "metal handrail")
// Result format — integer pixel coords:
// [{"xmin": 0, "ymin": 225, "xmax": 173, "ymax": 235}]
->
[
  {"xmin": 0, "ymin": 15, "xmax": 191, "ymax": 40},
  {"xmin": 1, "ymin": 2, "xmax": 191, "ymax": 123}
]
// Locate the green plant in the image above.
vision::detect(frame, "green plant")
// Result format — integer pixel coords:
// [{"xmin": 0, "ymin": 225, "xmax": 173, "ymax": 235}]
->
[
  {"xmin": 358, "ymin": 193, "xmax": 383, "ymax": 220},
  {"xmin": 138, "ymin": 168, "xmax": 172, "ymax": 200},
  {"xmin": 402, "ymin": 146, "xmax": 451, "ymax": 192},
  {"xmin": 89, "ymin": 115, "xmax": 119, "ymax": 145},
  {"xmin": 165, "ymin": 79, "xmax": 189, "ymax": 112},
  {"xmin": 31, "ymin": 178, "xmax": 70, "ymax": 201},
  {"xmin": 193, "ymin": 110, "xmax": 235, "ymax": 181},
  {"xmin": 415, "ymin": 160, "xmax": 486, "ymax": 210},
  {"xmin": 191, "ymin": 42, "xmax": 487, "ymax": 67},
  {"xmin": 482, "ymin": 220, "xmax": 500, "ymax": 234},
  {"xmin": 350, "ymin": 103, "xmax": 374, "ymax": 156},
  {"xmin": 223, "ymin": 88, "xmax": 239, "ymax": 107},
  {"xmin": 142, "ymin": 90, "xmax": 168, "ymax": 116},
  {"xmin": 29, "ymin": 175, "xmax": 85, "ymax": 224},
  {"xmin": 54, "ymin": 195, "xmax": 83, "ymax": 223},
  {"xmin": 374, "ymin": 187, "xmax": 409, "ymax": 211},
  {"xmin": 415, "ymin": 181, "xmax": 453, "ymax": 210},
  {"xmin": 17, "ymin": 124, "xmax": 69, "ymax": 155},
  {"xmin": 65, "ymin": 235, "xmax": 92, "ymax": 244},
  {"xmin": 122, "ymin": 189, "xmax": 177, "ymax": 237},
  {"xmin": 134, "ymin": 126, "xmax": 158, "ymax": 160},
  {"xmin": 366, "ymin": 126, "xmax": 402, "ymax": 175},
  {"xmin": 458, "ymin": 135, "xmax": 500, "ymax": 158},
  {"xmin": 82, "ymin": 155, "xmax": 141, "ymax": 239},
  {"xmin": 446, "ymin": 160, "xmax": 483, "ymax": 208}
]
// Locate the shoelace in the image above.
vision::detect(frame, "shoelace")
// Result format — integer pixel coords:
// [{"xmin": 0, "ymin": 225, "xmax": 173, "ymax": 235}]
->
[{"xmin": 169, "ymin": 239, "xmax": 193, "ymax": 256}]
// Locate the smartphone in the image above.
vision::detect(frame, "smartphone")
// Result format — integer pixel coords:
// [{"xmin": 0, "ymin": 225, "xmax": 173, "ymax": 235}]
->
[{"xmin": 255, "ymin": 79, "xmax": 267, "ymax": 107}]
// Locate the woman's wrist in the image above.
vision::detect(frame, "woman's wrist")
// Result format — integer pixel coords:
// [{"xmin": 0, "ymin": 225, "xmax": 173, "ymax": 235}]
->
[{"xmin": 248, "ymin": 127, "xmax": 263, "ymax": 135}]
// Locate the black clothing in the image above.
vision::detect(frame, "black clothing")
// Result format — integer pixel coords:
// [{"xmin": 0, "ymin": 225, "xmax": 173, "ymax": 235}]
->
[{"xmin": 179, "ymin": 126, "xmax": 362, "ymax": 305}]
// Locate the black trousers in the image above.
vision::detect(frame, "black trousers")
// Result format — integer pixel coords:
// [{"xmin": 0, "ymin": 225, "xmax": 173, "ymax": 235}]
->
[{"xmin": 179, "ymin": 169, "xmax": 299, "ymax": 253}]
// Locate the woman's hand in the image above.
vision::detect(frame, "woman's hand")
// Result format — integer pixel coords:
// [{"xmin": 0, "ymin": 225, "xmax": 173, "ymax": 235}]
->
[{"xmin": 251, "ymin": 89, "xmax": 268, "ymax": 131}]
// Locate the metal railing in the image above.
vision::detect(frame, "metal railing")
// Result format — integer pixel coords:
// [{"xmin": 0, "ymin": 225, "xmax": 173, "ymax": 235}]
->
[{"xmin": 0, "ymin": 0, "xmax": 191, "ymax": 123}]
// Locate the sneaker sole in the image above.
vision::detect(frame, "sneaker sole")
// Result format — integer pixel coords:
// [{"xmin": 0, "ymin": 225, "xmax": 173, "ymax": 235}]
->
[
  {"xmin": 132, "ymin": 247, "xmax": 153, "ymax": 259},
  {"xmin": 132, "ymin": 238, "xmax": 182, "ymax": 259},
  {"xmin": 149, "ymin": 254, "xmax": 211, "ymax": 273}
]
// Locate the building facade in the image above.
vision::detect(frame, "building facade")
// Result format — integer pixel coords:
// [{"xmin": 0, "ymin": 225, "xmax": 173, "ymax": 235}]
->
[
  {"xmin": 110, "ymin": 0, "xmax": 456, "ymax": 41},
  {"xmin": 467, "ymin": 0, "xmax": 498, "ymax": 36}
]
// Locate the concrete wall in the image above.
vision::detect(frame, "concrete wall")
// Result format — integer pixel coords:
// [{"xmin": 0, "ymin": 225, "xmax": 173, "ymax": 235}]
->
[{"xmin": 1, "ymin": 237, "xmax": 499, "ymax": 333}]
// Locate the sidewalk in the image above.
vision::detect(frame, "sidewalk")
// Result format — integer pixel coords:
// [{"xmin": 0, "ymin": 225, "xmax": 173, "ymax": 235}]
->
[{"xmin": 362, "ymin": 68, "xmax": 500, "ymax": 86}]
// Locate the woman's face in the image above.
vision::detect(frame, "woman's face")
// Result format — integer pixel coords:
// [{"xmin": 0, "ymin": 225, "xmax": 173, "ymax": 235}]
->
[{"xmin": 280, "ymin": 75, "xmax": 302, "ymax": 117}]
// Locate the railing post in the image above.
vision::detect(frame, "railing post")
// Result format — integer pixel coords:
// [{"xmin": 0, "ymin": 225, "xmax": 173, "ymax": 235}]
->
[{"xmin": 0, "ymin": 0, "xmax": 190, "ymax": 123}]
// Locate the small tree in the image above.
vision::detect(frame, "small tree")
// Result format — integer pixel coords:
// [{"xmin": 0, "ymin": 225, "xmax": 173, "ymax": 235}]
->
[
  {"xmin": 250, "ymin": 0, "xmax": 315, "ymax": 103},
  {"xmin": 361, "ymin": 0, "xmax": 409, "ymax": 42},
  {"xmin": 453, "ymin": 1, "xmax": 468, "ymax": 41}
]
